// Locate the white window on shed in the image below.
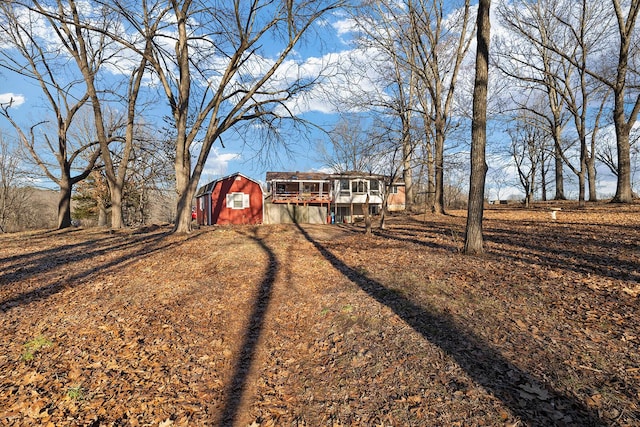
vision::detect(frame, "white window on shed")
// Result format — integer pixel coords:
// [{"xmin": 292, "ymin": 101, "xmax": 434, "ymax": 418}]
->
[{"xmin": 226, "ymin": 192, "xmax": 250, "ymax": 209}]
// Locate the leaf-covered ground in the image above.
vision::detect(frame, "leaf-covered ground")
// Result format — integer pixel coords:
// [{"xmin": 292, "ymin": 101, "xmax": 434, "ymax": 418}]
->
[{"xmin": 0, "ymin": 202, "xmax": 639, "ymax": 426}]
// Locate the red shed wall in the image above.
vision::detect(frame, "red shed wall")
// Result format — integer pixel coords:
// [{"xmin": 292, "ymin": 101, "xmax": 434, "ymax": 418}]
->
[{"xmin": 210, "ymin": 176, "xmax": 263, "ymax": 225}]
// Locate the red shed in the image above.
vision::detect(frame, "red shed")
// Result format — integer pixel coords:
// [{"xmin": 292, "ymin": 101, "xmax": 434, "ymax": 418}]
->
[{"xmin": 195, "ymin": 173, "xmax": 264, "ymax": 225}]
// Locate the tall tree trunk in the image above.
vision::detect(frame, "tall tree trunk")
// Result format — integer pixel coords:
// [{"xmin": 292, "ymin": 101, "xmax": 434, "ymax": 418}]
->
[
  {"xmin": 171, "ymin": 3, "xmax": 196, "ymax": 234},
  {"xmin": 433, "ymin": 130, "xmax": 445, "ymax": 215},
  {"xmin": 109, "ymin": 183, "xmax": 125, "ymax": 228},
  {"xmin": 464, "ymin": 0, "xmax": 490, "ymax": 255},
  {"xmin": 364, "ymin": 194, "xmax": 371, "ymax": 236},
  {"xmin": 587, "ymin": 156, "xmax": 597, "ymax": 201},
  {"xmin": 612, "ymin": 117, "xmax": 633, "ymax": 202},
  {"xmin": 554, "ymin": 139, "xmax": 566, "ymax": 200},
  {"xmin": 402, "ymin": 122, "xmax": 413, "ymax": 212},
  {"xmin": 57, "ymin": 175, "xmax": 72, "ymax": 229},
  {"xmin": 97, "ymin": 197, "xmax": 107, "ymax": 227},
  {"xmin": 611, "ymin": 0, "xmax": 640, "ymax": 203}
]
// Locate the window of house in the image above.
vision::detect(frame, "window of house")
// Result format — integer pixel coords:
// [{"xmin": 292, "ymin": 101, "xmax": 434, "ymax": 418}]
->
[
  {"xmin": 351, "ymin": 180, "xmax": 368, "ymax": 193},
  {"xmin": 303, "ymin": 183, "xmax": 318, "ymax": 193},
  {"xmin": 340, "ymin": 179, "xmax": 349, "ymax": 191},
  {"xmin": 390, "ymin": 185, "xmax": 399, "ymax": 194},
  {"xmin": 370, "ymin": 180, "xmax": 380, "ymax": 194},
  {"xmin": 276, "ymin": 183, "xmax": 285, "ymax": 193},
  {"xmin": 226, "ymin": 192, "xmax": 249, "ymax": 209}
]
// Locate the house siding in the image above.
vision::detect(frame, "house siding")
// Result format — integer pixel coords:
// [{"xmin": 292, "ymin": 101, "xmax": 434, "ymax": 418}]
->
[
  {"xmin": 387, "ymin": 185, "xmax": 406, "ymax": 212},
  {"xmin": 266, "ymin": 171, "xmax": 404, "ymax": 224}
]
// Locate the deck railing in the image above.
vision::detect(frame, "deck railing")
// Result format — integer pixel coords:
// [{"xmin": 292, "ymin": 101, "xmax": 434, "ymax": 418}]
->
[{"xmin": 272, "ymin": 191, "xmax": 331, "ymax": 203}]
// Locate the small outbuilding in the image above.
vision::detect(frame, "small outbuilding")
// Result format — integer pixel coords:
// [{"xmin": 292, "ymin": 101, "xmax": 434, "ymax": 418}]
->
[{"xmin": 195, "ymin": 173, "xmax": 264, "ymax": 225}]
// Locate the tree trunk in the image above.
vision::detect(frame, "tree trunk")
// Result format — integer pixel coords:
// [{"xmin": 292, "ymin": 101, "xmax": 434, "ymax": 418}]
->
[
  {"xmin": 109, "ymin": 182, "xmax": 125, "ymax": 228},
  {"xmin": 540, "ymin": 164, "xmax": 548, "ymax": 201},
  {"xmin": 554, "ymin": 140, "xmax": 566, "ymax": 200},
  {"xmin": 433, "ymin": 130, "xmax": 446, "ymax": 215},
  {"xmin": 578, "ymin": 148, "xmax": 587, "ymax": 207},
  {"xmin": 587, "ymin": 156, "xmax": 597, "ymax": 202},
  {"xmin": 173, "ymin": 155, "xmax": 198, "ymax": 234},
  {"xmin": 402, "ymin": 133, "xmax": 413, "ymax": 212},
  {"xmin": 379, "ymin": 183, "xmax": 391, "ymax": 231},
  {"xmin": 364, "ymin": 194, "xmax": 371, "ymax": 236},
  {"xmin": 97, "ymin": 197, "xmax": 107, "ymax": 227},
  {"xmin": 174, "ymin": 193, "xmax": 193, "ymax": 233},
  {"xmin": 612, "ymin": 119, "xmax": 633, "ymax": 202},
  {"xmin": 610, "ymin": 0, "xmax": 638, "ymax": 203},
  {"xmin": 464, "ymin": 0, "xmax": 490, "ymax": 255},
  {"xmin": 427, "ymin": 141, "xmax": 435, "ymax": 210},
  {"xmin": 57, "ymin": 176, "xmax": 72, "ymax": 229}
]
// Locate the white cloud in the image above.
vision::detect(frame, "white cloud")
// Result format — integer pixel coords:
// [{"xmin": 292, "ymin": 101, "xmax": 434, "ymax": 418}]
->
[
  {"xmin": 332, "ymin": 17, "xmax": 359, "ymax": 39},
  {"xmin": 0, "ymin": 93, "xmax": 25, "ymax": 107},
  {"xmin": 199, "ymin": 149, "xmax": 241, "ymax": 183}
]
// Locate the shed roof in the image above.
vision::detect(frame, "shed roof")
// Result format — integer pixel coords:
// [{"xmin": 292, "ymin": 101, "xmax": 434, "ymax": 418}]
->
[{"xmin": 195, "ymin": 172, "xmax": 262, "ymax": 198}]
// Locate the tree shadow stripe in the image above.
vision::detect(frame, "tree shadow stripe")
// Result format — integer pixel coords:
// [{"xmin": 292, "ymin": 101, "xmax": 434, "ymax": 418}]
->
[
  {"xmin": 296, "ymin": 223, "xmax": 604, "ymax": 426},
  {"xmin": 218, "ymin": 229, "xmax": 279, "ymax": 426}
]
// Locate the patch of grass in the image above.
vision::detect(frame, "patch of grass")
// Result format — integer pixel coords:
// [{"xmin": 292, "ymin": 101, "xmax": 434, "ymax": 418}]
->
[
  {"xmin": 21, "ymin": 335, "xmax": 52, "ymax": 362},
  {"xmin": 67, "ymin": 385, "xmax": 85, "ymax": 401},
  {"xmin": 341, "ymin": 304, "xmax": 353, "ymax": 313}
]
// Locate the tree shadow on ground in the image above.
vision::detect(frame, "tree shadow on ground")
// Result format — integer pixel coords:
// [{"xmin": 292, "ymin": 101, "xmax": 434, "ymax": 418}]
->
[
  {"xmin": 374, "ymin": 218, "xmax": 640, "ymax": 283},
  {"xmin": 218, "ymin": 228, "xmax": 279, "ymax": 426},
  {"xmin": 296, "ymin": 223, "xmax": 604, "ymax": 426},
  {"xmin": 0, "ymin": 234, "xmax": 118, "ymax": 283},
  {"xmin": 484, "ymin": 224, "xmax": 640, "ymax": 282},
  {"xmin": 0, "ymin": 229, "xmax": 198, "ymax": 312}
]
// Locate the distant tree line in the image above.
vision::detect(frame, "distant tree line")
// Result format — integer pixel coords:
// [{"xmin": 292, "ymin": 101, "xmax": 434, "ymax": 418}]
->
[{"xmin": 324, "ymin": 0, "xmax": 639, "ymax": 218}]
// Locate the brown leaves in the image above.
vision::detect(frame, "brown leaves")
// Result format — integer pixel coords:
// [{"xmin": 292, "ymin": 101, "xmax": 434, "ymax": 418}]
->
[{"xmin": 0, "ymin": 205, "xmax": 639, "ymax": 425}]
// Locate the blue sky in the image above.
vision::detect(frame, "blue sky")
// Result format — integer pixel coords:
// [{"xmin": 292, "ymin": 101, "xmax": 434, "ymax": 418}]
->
[
  {"xmin": 0, "ymin": 4, "xmax": 357, "ymax": 188},
  {"xmin": 0, "ymin": 1, "xmax": 636, "ymax": 200}
]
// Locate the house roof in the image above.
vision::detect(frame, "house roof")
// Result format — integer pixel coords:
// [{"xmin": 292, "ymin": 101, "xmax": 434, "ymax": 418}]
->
[
  {"xmin": 195, "ymin": 172, "xmax": 262, "ymax": 197},
  {"xmin": 266, "ymin": 171, "xmax": 390, "ymax": 181},
  {"xmin": 266, "ymin": 171, "xmax": 331, "ymax": 181}
]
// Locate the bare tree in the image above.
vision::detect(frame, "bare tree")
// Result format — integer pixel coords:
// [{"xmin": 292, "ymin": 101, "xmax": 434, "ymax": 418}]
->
[
  {"xmin": 607, "ymin": 0, "xmax": 640, "ymax": 202},
  {"xmin": 464, "ymin": 0, "xmax": 490, "ymax": 255},
  {"xmin": 0, "ymin": 132, "xmax": 29, "ymax": 232},
  {"xmin": 23, "ymin": 0, "xmax": 155, "ymax": 229},
  {"xmin": 507, "ymin": 110, "xmax": 549, "ymax": 207},
  {"xmin": 0, "ymin": 3, "xmax": 101, "ymax": 229},
  {"xmin": 496, "ymin": 0, "xmax": 614, "ymax": 204},
  {"xmin": 511, "ymin": 0, "xmax": 640, "ymax": 202},
  {"xmin": 101, "ymin": 0, "xmax": 343, "ymax": 233},
  {"xmin": 406, "ymin": 0, "xmax": 474, "ymax": 215},
  {"xmin": 350, "ymin": 0, "xmax": 474, "ymax": 215},
  {"xmin": 320, "ymin": 115, "xmax": 383, "ymax": 173},
  {"xmin": 496, "ymin": 0, "xmax": 568, "ymax": 200},
  {"xmin": 342, "ymin": 1, "xmax": 418, "ymax": 211}
]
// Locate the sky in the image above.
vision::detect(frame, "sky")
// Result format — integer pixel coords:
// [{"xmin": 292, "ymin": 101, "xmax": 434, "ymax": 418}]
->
[
  {"xmin": 0, "ymin": 3, "xmax": 359, "ymax": 187},
  {"xmin": 0, "ymin": 1, "xmax": 636, "ymax": 200}
]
